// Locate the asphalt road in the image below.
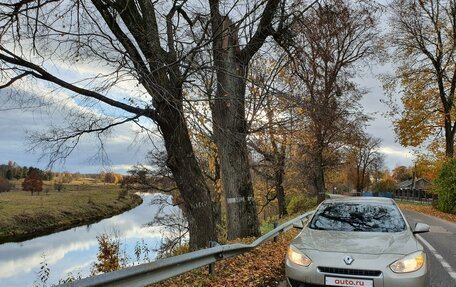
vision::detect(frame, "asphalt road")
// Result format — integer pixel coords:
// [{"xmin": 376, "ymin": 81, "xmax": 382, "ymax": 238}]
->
[
  {"xmin": 278, "ymin": 210, "xmax": 456, "ymax": 287},
  {"xmin": 403, "ymin": 210, "xmax": 456, "ymax": 287}
]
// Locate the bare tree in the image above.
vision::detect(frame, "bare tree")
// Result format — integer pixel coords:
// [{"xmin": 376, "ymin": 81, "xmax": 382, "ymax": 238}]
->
[
  {"xmin": 0, "ymin": 0, "xmax": 217, "ymax": 249},
  {"xmin": 207, "ymin": 0, "xmax": 316, "ymax": 239},
  {"xmin": 289, "ymin": 0, "xmax": 378, "ymax": 202},
  {"xmin": 247, "ymin": 54, "xmax": 292, "ymax": 218}
]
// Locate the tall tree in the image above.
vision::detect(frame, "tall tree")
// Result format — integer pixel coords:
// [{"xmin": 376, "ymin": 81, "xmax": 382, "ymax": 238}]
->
[
  {"xmin": 346, "ymin": 134, "xmax": 384, "ymax": 193},
  {"xmin": 386, "ymin": 0, "xmax": 456, "ymax": 157},
  {"xmin": 247, "ymin": 55, "xmax": 292, "ymax": 219},
  {"xmin": 0, "ymin": 0, "xmax": 216, "ymax": 249},
  {"xmin": 290, "ymin": 0, "xmax": 378, "ymax": 202},
  {"xmin": 207, "ymin": 0, "xmax": 306, "ymax": 238}
]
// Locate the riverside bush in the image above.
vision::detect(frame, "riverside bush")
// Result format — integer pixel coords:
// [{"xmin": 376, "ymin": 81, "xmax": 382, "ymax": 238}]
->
[{"xmin": 434, "ymin": 158, "xmax": 456, "ymax": 214}]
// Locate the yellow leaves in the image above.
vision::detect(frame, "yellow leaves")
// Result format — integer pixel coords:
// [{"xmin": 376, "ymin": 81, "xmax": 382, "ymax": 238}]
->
[
  {"xmin": 392, "ymin": 56, "xmax": 456, "ymax": 156},
  {"xmin": 415, "ymin": 153, "xmax": 446, "ymax": 181},
  {"xmin": 393, "ymin": 70, "xmax": 444, "ymax": 148}
]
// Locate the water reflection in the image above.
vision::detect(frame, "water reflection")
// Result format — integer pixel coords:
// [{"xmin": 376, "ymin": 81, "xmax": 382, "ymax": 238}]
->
[{"xmin": 0, "ymin": 193, "xmax": 183, "ymax": 287}]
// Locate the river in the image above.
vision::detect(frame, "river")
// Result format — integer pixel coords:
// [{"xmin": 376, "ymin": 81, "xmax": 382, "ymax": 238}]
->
[{"xmin": 0, "ymin": 193, "xmax": 184, "ymax": 287}]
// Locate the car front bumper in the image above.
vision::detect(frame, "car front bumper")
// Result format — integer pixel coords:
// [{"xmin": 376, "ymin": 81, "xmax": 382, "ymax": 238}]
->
[{"xmin": 285, "ymin": 251, "xmax": 429, "ymax": 287}]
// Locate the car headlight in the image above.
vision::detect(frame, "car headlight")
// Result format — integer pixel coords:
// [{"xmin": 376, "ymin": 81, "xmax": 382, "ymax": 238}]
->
[
  {"xmin": 390, "ymin": 251, "xmax": 425, "ymax": 273},
  {"xmin": 287, "ymin": 245, "xmax": 312, "ymax": 267}
]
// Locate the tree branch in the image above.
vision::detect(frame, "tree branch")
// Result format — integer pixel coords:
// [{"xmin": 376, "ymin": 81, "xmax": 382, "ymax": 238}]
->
[{"xmin": 0, "ymin": 47, "xmax": 156, "ymax": 120}]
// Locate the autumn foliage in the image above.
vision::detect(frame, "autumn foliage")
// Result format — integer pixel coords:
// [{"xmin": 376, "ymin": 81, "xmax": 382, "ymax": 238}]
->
[
  {"xmin": 92, "ymin": 234, "xmax": 123, "ymax": 274},
  {"xmin": 155, "ymin": 231, "xmax": 298, "ymax": 287},
  {"xmin": 22, "ymin": 170, "xmax": 43, "ymax": 196}
]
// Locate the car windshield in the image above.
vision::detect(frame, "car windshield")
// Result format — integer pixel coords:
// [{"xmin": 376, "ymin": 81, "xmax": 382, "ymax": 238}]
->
[{"xmin": 309, "ymin": 202, "xmax": 407, "ymax": 232}]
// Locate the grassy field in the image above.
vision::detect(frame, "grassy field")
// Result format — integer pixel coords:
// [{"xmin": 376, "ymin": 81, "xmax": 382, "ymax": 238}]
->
[{"xmin": 0, "ymin": 180, "xmax": 142, "ymax": 243}]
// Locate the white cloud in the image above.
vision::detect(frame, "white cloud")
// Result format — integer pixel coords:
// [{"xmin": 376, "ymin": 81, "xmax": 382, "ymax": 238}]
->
[
  {"xmin": 378, "ymin": 146, "xmax": 412, "ymax": 158},
  {"xmin": 0, "ymin": 88, "xmax": 160, "ymax": 173}
]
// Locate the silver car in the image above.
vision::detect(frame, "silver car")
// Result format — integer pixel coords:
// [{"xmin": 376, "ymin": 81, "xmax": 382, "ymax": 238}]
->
[{"xmin": 285, "ymin": 197, "xmax": 430, "ymax": 287}]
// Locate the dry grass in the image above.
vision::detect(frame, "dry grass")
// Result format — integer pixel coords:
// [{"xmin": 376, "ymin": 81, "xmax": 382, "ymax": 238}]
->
[{"xmin": 0, "ymin": 179, "xmax": 142, "ymax": 242}]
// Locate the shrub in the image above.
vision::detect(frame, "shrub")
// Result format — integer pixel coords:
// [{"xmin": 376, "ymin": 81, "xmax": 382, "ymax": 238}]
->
[
  {"xmin": 22, "ymin": 170, "xmax": 43, "ymax": 196},
  {"xmin": 286, "ymin": 194, "xmax": 317, "ymax": 215},
  {"xmin": 92, "ymin": 234, "xmax": 121, "ymax": 274},
  {"xmin": 54, "ymin": 181, "xmax": 64, "ymax": 192},
  {"xmin": 0, "ymin": 176, "xmax": 13, "ymax": 192},
  {"xmin": 434, "ymin": 159, "xmax": 456, "ymax": 214}
]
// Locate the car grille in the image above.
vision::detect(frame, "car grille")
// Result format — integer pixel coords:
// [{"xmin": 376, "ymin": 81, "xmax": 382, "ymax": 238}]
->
[
  {"xmin": 288, "ymin": 279, "xmax": 323, "ymax": 287},
  {"xmin": 318, "ymin": 266, "xmax": 382, "ymax": 277}
]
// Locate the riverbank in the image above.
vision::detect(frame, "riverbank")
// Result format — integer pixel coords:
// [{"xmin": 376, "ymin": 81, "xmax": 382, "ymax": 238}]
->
[{"xmin": 0, "ymin": 184, "xmax": 142, "ymax": 243}]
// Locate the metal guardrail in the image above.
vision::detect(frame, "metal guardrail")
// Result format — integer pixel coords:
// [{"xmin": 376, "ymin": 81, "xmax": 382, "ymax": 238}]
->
[{"xmin": 59, "ymin": 210, "xmax": 314, "ymax": 287}]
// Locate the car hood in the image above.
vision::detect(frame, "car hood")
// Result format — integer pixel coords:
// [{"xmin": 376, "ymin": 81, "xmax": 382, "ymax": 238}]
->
[{"xmin": 292, "ymin": 228, "xmax": 418, "ymax": 255}]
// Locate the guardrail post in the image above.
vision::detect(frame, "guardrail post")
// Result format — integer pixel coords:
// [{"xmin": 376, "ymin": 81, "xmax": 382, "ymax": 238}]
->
[
  {"xmin": 273, "ymin": 222, "xmax": 279, "ymax": 242},
  {"xmin": 208, "ymin": 241, "xmax": 218, "ymax": 275}
]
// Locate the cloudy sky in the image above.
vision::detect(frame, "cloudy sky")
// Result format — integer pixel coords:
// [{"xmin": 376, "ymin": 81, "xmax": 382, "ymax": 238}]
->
[
  {"xmin": 0, "ymin": 65, "xmax": 414, "ymax": 174},
  {"xmin": 358, "ymin": 66, "xmax": 414, "ymax": 168},
  {"xmin": 0, "ymin": 83, "xmax": 158, "ymax": 174}
]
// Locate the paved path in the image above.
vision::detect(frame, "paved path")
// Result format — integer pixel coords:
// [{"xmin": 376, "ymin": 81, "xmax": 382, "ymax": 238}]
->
[
  {"xmin": 403, "ymin": 210, "xmax": 456, "ymax": 287},
  {"xmin": 278, "ymin": 210, "xmax": 456, "ymax": 287}
]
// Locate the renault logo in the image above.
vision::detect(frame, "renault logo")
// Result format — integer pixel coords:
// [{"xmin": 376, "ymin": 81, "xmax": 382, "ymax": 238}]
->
[{"xmin": 344, "ymin": 255, "xmax": 354, "ymax": 265}]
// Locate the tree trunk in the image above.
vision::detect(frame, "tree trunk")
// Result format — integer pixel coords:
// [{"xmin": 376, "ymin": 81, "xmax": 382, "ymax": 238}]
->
[
  {"xmin": 211, "ymin": 158, "xmax": 223, "ymax": 238},
  {"xmin": 275, "ymin": 148, "xmax": 287, "ymax": 218},
  {"xmin": 444, "ymin": 118, "xmax": 455, "ymax": 158},
  {"xmin": 275, "ymin": 171, "xmax": 287, "ymax": 218},
  {"xmin": 156, "ymin": 101, "xmax": 217, "ymax": 249},
  {"xmin": 211, "ymin": 18, "xmax": 260, "ymax": 240},
  {"xmin": 313, "ymin": 151, "xmax": 326, "ymax": 203}
]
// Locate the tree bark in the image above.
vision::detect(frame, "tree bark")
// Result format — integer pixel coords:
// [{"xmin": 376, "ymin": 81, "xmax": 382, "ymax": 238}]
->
[
  {"xmin": 156, "ymin": 100, "xmax": 217, "ymax": 249},
  {"xmin": 211, "ymin": 17, "xmax": 260, "ymax": 239},
  {"xmin": 313, "ymin": 150, "xmax": 326, "ymax": 203},
  {"xmin": 444, "ymin": 116, "xmax": 455, "ymax": 158},
  {"xmin": 275, "ymin": 165, "xmax": 287, "ymax": 217},
  {"xmin": 274, "ymin": 145, "xmax": 287, "ymax": 218}
]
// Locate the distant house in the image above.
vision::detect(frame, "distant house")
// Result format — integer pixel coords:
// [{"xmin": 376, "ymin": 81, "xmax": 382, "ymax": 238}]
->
[
  {"xmin": 395, "ymin": 178, "xmax": 434, "ymax": 201},
  {"xmin": 397, "ymin": 178, "xmax": 432, "ymax": 191}
]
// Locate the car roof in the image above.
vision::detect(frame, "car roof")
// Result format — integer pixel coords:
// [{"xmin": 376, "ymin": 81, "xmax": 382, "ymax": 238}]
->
[{"xmin": 322, "ymin": 196, "xmax": 395, "ymax": 205}]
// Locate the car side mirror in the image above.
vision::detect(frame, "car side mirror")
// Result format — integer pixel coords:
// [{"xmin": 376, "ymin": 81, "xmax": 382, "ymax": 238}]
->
[{"xmin": 413, "ymin": 223, "xmax": 430, "ymax": 234}]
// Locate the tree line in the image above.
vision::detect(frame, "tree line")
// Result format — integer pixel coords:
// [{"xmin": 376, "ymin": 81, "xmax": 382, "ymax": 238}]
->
[
  {"xmin": 0, "ymin": 161, "xmax": 53, "ymax": 181},
  {"xmin": 0, "ymin": 160, "xmax": 125, "ymax": 194}
]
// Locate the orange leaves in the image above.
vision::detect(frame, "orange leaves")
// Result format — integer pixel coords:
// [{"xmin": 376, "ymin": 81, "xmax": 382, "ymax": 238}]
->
[
  {"xmin": 92, "ymin": 234, "xmax": 122, "ymax": 274},
  {"xmin": 22, "ymin": 170, "xmax": 43, "ymax": 195},
  {"xmin": 155, "ymin": 232, "xmax": 298, "ymax": 287},
  {"xmin": 415, "ymin": 154, "xmax": 446, "ymax": 181}
]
